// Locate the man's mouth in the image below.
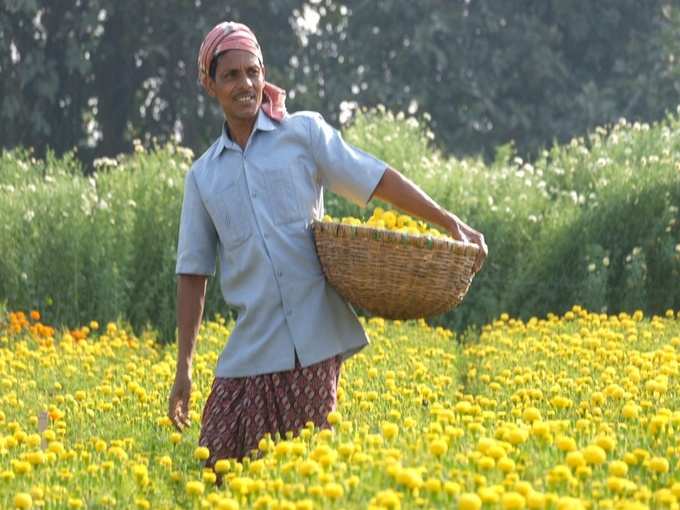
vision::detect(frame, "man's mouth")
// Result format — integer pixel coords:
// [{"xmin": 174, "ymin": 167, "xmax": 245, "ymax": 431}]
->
[{"xmin": 234, "ymin": 94, "xmax": 256, "ymax": 105}]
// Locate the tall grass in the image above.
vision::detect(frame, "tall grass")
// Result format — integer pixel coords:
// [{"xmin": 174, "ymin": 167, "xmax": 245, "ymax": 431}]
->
[{"xmin": 1, "ymin": 108, "xmax": 679, "ymax": 338}]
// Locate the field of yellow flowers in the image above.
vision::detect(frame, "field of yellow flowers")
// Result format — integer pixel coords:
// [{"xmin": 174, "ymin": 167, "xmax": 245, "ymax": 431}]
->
[{"xmin": 1, "ymin": 307, "xmax": 679, "ymax": 509}]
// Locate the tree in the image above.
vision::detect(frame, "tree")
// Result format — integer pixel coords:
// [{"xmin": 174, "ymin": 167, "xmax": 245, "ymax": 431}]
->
[{"xmin": 292, "ymin": 0, "xmax": 680, "ymax": 157}]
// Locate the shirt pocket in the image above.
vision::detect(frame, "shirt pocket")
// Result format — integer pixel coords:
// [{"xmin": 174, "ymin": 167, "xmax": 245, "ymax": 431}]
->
[
  {"xmin": 205, "ymin": 179, "xmax": 252, "ymax": 248},
  {"xmin": 264, "ymin": 167, "xmax": 303, "ymax": 225}
]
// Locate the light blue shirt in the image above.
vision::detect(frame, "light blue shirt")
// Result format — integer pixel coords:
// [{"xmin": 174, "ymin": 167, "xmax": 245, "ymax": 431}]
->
[{"xmin": 176, "ymin": 110, "xmax": 387, "ymax": 377}]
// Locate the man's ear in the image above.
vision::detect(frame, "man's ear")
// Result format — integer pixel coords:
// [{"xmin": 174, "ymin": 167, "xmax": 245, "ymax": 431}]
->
[{"xmin": 205, "ymin": 78, "xmax": 217, "ymax": 98}]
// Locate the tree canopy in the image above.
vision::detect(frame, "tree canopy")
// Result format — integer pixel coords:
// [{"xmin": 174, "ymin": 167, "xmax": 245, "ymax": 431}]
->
[{"xmin": 1, "ymin": 0, "xmax": 679, "ymax": 165}]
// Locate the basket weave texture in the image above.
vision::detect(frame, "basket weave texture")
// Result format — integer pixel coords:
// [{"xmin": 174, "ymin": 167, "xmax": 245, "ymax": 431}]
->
[{"xmin": 311, "ymin": 220, "xmax": 479, "ymax": 319}]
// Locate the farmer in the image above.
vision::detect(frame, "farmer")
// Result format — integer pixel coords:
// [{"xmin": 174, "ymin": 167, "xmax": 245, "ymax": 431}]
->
[{"xmin": 168, "ymin": 21, "xmax": 487, "ymax": 467}]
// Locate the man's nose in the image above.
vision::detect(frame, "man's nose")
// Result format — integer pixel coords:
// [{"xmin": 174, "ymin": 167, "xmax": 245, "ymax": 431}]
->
[{"xmin": 237, "ymin": 72, "xmax": 253, "ymax": 88}]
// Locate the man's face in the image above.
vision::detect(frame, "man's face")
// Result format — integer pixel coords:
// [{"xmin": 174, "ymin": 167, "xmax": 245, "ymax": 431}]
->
[{"xmin": 207, "ymin": 50, "xmax": 265, "ymax": 123}]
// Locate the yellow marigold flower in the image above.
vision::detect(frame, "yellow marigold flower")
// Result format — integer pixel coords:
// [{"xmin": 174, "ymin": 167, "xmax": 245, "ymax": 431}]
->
[
  {"xmin": 216, "ymin": 498, "xmax": 240, "ymax": 510},
  {"xmin": 134, "ymin": 498, "xmax": 150, "ymax": 509},
  {"xmin": 526, "ymin": 491, "xmax": 546, "ymax": 509},
  {"xmin": 14, "ymin": 493, "xmax": 33, "ymax": 510},
  {"xmin": 479, "ymin": 487, "xmax": 500, "ymax": 503},
  {"xmin": 202, "ymin": 470, "xmax": 217, "ymax": 484},
  {"xmin": 67, "ymin": 498, "xmax": 84, "ymax": 509},
  {"xmin": 556, "ymin": 435, "xmax": 577, "ymax": 452},
  {"xmin": 608, "ymin": 460, "xmax": 628, "ymax": 477},
  {"xmin": 193, "ymin": 446, "xmax": 210, "ymax": 461},
  {"xmin": 648, "ymin": 456, "xmax": 669, "ymax": 473},
  {"xmin": 297, "ymin": 459, "xmax": 319, "ymax": 477},
  {"xmin": 498, "ymin": 456, "xmax": 516, "ymax": 473},
  {"xmin": 458, "ymin": 493, "xmax": 482, "ymax": 510},
  {"xmin": 396, "ymin": 467, "xmax": 423, "ymax": 489},
  {"xmin": 502, "ymin": 491, "xmax": 526, "ymax": 510},
  {"xmin": 621, "ymin": 404, "xmax": 639, "ymax": 419},
  {"xmin": 382, "ymin": 211, "xmax": 396, "ymax": 228},
  {"xmin": 444, "ymin": 481, "xmax": 461, "ymax": 495},
  {"xmin": 583, "ymin": 445, "xmax": 607, "ymax": 465},
  {"xmin": 594, "ymin": 435, "xmax": 616, "ymax": 452},
  {"xmin": 338, "ymin": 442, "xmax": 355, "ymax": 458},
  {"xmin": 522, "ymin": 407, "xmax": 541, "ymax": 423},
  {"xmin": 157, "ymin": 416, "xmax": 172, "ymax": 427},
  {"xmin": 507, "ymin": 428, "xmax": 529, "ymax": 445},
  {"xmin": 170, "ymin": 432, "xmax": 182, "ymax": 445},
  {"xmin": 382, "ymin": 421, "xmax": 399, "ymax": 440},
  {"xmin": 671, "ymin": 482, "xmax": 680, "ymax": 498},
  {"xmin": 185, "ymin": 480, "xmax": 205, "ymax": 496},
  {"xmin": 429, "ymin": 438, "xmax": 448, "ymax": 457},
  {"xmin": 425, "ymin": 478, "xmax": 442, "ymax": 493},
  {"xmin": 158, "ymin": 455, "xmax": 172, "ymax": 468},
  {"xmin": 375, "ymin": 489, "xmax": 401, "ymax": 509},
  {"xmin": 531, "ymin": 421, "xmax": 550, "ymax": 438},
  {"xmin": 477, "ymin": 456, "xmax": 495, "ymax": 470},
  {"xmin": 323, "ymin": 482, "xmax": 343, "ymax": 499},
  {"xmin": 132, "ymin": 464, "xmax": 148, "ymax": 481},
  {"xmin": 326, "ymin": 411, "xmax": 341, "ymax": 425},
  {"xmin": 294, "ymin": 500, "xmax": 313, "ymax": 510},
  {"xmin": 12, "ymin": 461, "xmax": 32, "ymax": 475},
  {"xmin": 26, "ymin": 451, "xmax": 45, "ymax": 466},
  {"xmin": 214, "ymin": 459, "xmax": 230, "ymax": 474},
  {"xmin": 556, "ymin": 497, "xmax": 585, "ymax": 510}
]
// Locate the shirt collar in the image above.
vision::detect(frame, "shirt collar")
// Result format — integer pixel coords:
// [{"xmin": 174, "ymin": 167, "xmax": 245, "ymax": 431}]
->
[{"xmin": 213, "ymin": 109, "xmax": 278, "ymax": 159}]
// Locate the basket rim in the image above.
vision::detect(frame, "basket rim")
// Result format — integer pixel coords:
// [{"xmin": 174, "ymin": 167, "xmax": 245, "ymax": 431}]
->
[{"xmin": 311, "ymin": 219, "xmax": 480, "ymax": 255}]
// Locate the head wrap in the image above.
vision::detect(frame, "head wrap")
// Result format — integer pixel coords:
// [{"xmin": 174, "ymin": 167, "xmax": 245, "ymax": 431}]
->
[{"xmin": 197, "ymin": 21, "xmax": 287, "ymax": 121}]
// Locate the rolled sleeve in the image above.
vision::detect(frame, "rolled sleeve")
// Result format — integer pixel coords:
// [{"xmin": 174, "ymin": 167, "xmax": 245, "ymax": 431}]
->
[
  {"xmin": 309, "ymin": 114, "xmax": 387, "ymax": 207},
  {"xmin": 175, "ymin": 169, "xmax": 217, "ymax": 275}
]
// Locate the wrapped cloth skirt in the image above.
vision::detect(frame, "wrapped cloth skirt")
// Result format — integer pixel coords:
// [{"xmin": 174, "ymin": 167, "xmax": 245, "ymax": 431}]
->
[{"xmin": 199, "ymin": 354, "xmax": 342, "ymax": 466}]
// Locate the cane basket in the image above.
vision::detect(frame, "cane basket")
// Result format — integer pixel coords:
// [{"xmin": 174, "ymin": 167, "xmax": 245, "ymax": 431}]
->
[{"xmin": 311, "ymin": 220, "xmax": 480, "ymax": 319}]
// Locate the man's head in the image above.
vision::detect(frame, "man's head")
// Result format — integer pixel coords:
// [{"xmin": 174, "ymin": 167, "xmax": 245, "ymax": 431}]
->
[
  {"xmin": 197, "ymin": 21, "xmax": 287, "ymax": 123},
  {"xmin": 198, "ymin": 22, "xmax": 266, "ymax": 124}
]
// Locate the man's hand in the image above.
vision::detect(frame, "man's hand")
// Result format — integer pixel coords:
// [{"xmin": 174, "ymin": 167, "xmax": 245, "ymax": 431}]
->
[
  {"xmin": 168, "ymin": 371, "xmax": 192, "ymax": 431},
  {"xmin": 447, "ymin": 215, "xmax": 488, "ymax": 275}
]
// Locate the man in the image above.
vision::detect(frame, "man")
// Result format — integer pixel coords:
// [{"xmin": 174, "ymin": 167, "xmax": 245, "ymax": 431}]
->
[{"xmin": 168, "ymin": 21, "xmax": 487, "ymax": 467}]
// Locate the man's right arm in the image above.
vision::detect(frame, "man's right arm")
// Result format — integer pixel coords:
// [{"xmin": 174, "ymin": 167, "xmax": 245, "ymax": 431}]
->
[
  {"xmin": 176, "ymin": 273, "xmax": 208, "ymax": 376},
  {"xmin": 169, "ymin": 273, "xmax": 208, "ymax": 430}
]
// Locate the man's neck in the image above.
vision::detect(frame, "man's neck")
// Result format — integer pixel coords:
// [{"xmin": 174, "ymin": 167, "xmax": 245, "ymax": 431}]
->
[{"xmin": 225, "ymin": 115, "xmax": 257, "ymax": 150}]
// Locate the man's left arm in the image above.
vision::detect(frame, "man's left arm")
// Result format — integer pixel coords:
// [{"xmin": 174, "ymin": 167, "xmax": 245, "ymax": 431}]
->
[{"xmin": 371, "ymin": 167, "xmax": 488, "ymax": 274}]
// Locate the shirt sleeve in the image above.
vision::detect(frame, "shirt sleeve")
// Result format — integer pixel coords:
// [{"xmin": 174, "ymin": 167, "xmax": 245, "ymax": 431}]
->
[
  {"xmin": 309, "ymin": 113, "xmax": 387, "ymax": 207},
  {"xmin": 175, "ymin": 168, "xmax": 217, "ymax": 275}
]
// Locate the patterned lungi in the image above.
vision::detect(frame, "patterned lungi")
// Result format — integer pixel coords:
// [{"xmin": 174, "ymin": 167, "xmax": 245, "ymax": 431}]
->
[{"xmin": 199, "ymin": 353, "xmax": 342, "ymax": 466}]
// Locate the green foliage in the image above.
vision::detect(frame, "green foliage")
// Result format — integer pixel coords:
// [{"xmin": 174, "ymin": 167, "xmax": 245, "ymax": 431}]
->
[
  {"xmin": 1, "ymin": 109, "xmax": 679, "ymax": 337},
  {"xmin": 0, "ymin": 143, "xmax": 230, "ymax": 341}
]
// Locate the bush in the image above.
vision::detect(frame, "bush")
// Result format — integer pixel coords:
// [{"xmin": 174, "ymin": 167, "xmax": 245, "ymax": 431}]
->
[{"xmin": 0, "ymin": 108, "xmax": 678, "ymax": 338}]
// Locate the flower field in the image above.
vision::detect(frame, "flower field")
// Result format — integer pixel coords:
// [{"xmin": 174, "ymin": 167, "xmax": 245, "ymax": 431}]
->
[{"xmin": 1, "ymin": 307, "xmax": 679, "ymax": 509}]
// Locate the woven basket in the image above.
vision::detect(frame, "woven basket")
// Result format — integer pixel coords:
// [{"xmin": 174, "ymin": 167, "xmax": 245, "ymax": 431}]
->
[{"xmin": 311, "ymin": 220, "xmax": 480, "ymax": 319}]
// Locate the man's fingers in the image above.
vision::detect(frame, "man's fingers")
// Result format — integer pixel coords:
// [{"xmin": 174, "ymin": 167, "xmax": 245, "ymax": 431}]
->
[{"xmin": 168, "ymin": 392, "xmax": 192, "ymax": 431}]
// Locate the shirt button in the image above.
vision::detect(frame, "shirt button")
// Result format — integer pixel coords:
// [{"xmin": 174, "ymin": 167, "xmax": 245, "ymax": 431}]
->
[
  {"xmin": 251, "ymin": 191, "xmax": 257, "ymax": 198},
  {"xmin": 277, "ymin": 270, "xmax": 283, "ymax": 278}
]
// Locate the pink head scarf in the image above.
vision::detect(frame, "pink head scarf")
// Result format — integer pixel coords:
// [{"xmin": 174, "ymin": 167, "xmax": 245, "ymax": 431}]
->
[{"xmin": 197, "ymin": 21, "xmax": 287, "ymax": 121}]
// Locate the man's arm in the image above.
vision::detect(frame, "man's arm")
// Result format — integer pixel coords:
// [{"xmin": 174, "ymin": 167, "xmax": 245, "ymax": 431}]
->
[
  {"xmin": 371, "ymin": 167, "xmax": 488, "ymax": 273},
  {"xmin": 168, "ymin": 273, "xmax": 208, "ymax": 430}
]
